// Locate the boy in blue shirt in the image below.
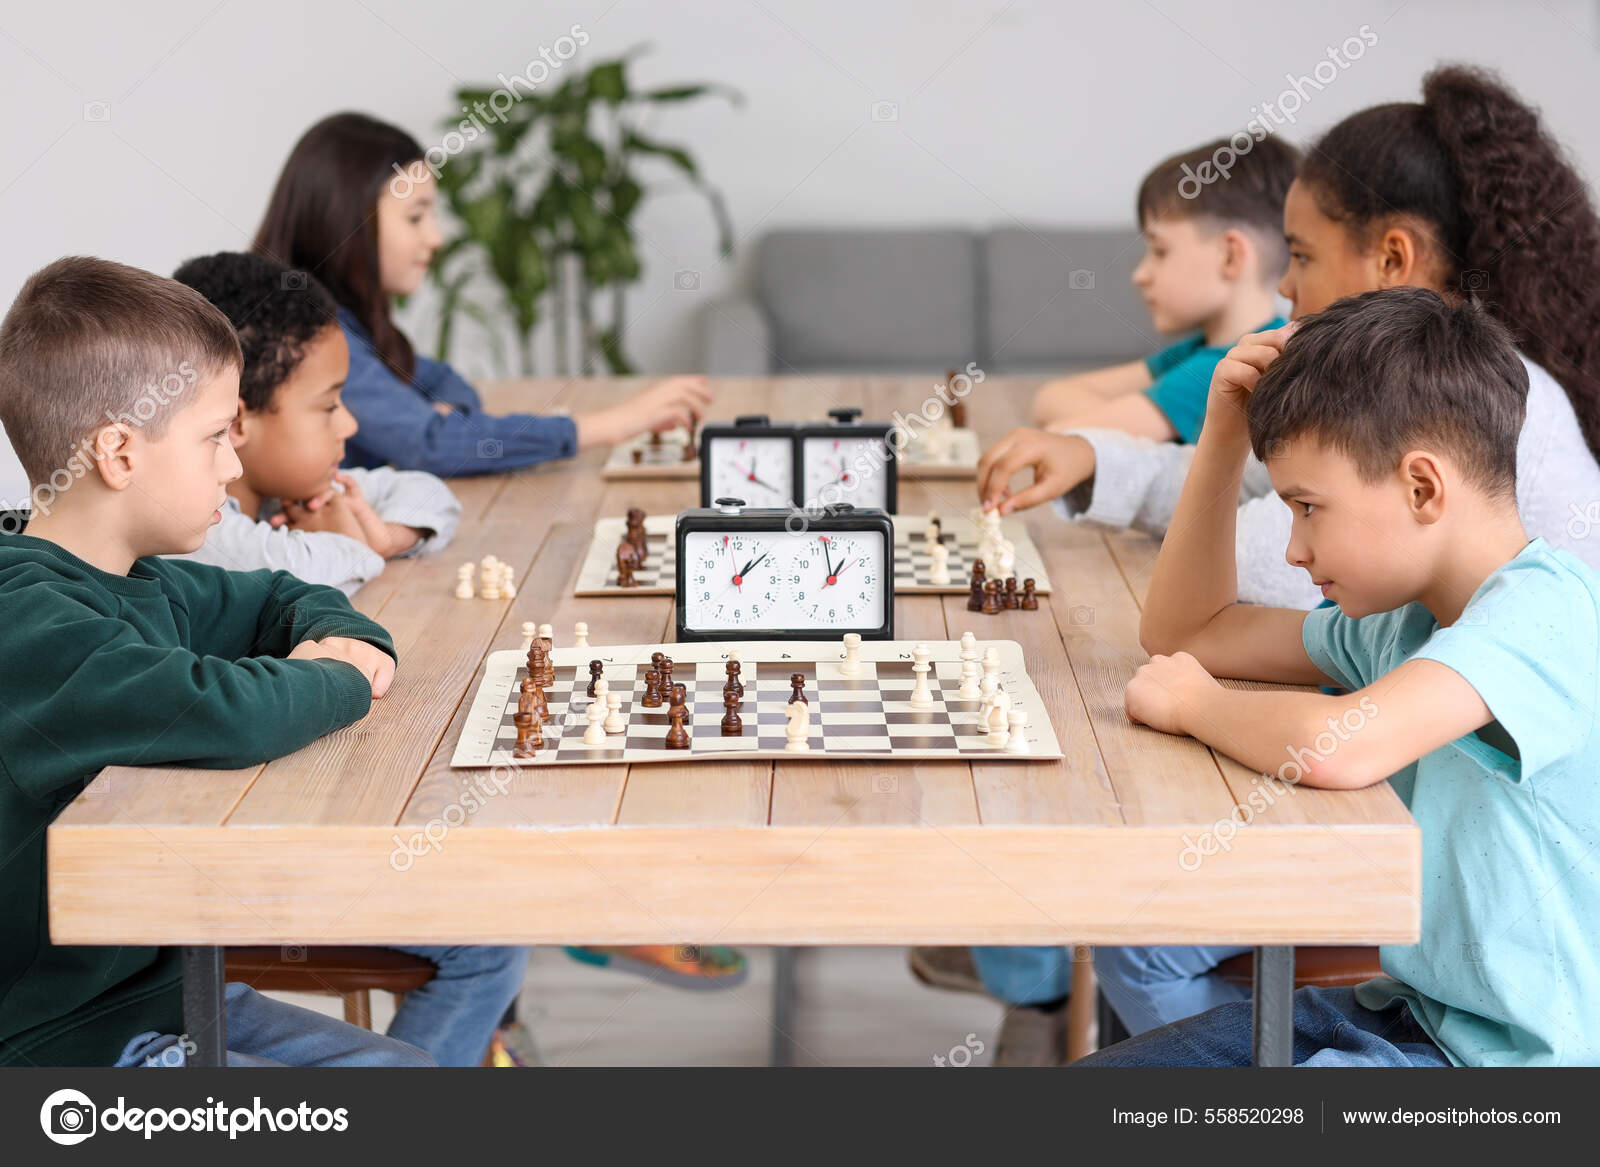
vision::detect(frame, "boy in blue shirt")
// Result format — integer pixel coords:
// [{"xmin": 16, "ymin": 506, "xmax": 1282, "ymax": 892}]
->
[
  {"xmin": 1028, "ymin": 136, "xmax": 1296, "ymax": 442},
  {"xmin": 1085, "ymin": 287, "xmax": 1600, "ymax": 1066}
]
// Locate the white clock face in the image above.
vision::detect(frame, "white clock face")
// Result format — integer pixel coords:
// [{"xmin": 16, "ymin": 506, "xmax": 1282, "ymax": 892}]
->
[
  {"xmin": 705, "ymin": 436, "xmax": 794, "ymax": 508},
  {"xmin": 682, "ymin": 528, "xmax": 888, "ymax": 632},
  {"xmin": 801, "ymin": 435, "xmax": 889, "ymax": 510}
]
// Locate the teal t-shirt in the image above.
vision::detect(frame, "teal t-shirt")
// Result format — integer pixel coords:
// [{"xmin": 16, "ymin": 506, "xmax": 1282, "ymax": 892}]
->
[
  {"xmin": 1301, "ymin": 538, "xmax": 1600, "ymax": 1066},
  {"xmin": 1143, "ymin": 317, "xmax": 1285, "ymax": 442}
]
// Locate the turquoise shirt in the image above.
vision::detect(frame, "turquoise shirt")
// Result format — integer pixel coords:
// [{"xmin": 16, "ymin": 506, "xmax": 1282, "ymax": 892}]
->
[
  {"xmin": 1301, "ymin": 539, "xmax": 1600, "ymax": 1065},
  {"xmin": 1143, "ymin": 317, "xmax": 1285, "ymax": 442}
]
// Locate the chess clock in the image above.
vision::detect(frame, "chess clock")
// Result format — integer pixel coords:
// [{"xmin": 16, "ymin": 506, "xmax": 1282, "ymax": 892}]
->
[
  {"xmin": 698, "ymin": 415, "xmax": 798, "ymax": 509},
  {"xmin": 675, "ymin": 499, "xmax": 895, "ymax": 642},
  {"xmin": 798, "ymin": 408, "xmax": 898, "ymax": 514}
]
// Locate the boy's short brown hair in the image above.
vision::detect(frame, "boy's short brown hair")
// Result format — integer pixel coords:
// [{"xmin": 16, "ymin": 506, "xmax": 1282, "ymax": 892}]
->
[
  {"xmin": 1137, "ymin": 135, "xmax": 1299, "ymax": 279},
  {"xmin": 0, "ymin": 256, "xmax": 242, "ymax": 488},
  {"xmin": 1248, "ymin": 287, "xmax": 1527, "ymax": 497}
]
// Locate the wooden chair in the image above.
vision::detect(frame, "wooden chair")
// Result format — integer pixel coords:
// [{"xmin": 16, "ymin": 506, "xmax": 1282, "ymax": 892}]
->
[
  {"xmin": 225, "ymin": 946, "xmax": 438, "ymax": 1030},
  {"xmin": 1215, "ymin": 946, "xmax": 1382, "ymax": 990}
]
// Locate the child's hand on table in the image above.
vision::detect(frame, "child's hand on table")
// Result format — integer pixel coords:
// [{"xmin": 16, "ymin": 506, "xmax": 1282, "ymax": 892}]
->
[
  {"xmin": 575, "ymin": 375, "xmax": 713, "ymax": 448},
  {"xmin": 1124, "ymin": 651, "xmax": 1220, "ymax": 736},
  {"xmin": 976, "ymin": 428, "xmax": 1097, "ymax": 515},
  {"xmin": 328, "ymin": 472, "xmax": 422, "ymax": 558},
  {"xmin": 289, "ymin": 636, "xmax": 396, "ymax": 698}
]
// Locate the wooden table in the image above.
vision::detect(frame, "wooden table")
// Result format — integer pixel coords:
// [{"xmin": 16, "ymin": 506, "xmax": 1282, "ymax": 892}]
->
[{"xmin": 47, "ymin": 376, "xmax": 1419, "ymax": 1067}]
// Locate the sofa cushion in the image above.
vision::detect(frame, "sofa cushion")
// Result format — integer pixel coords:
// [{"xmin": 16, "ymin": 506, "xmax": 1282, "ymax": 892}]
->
[
  {"xmin": 982, "ymin": 227, "xmax": 1152, "ymax": 370},
  {"xmin": 756, "ymin": 229, "xmax": 979, "ymax": 371}
]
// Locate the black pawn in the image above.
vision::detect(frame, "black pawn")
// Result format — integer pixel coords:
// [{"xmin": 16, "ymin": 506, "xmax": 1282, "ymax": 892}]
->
[
  {"xmin": 1021, "ymin": 578, "xmax": 1039, "ymax": 611},
  {"xmin": 587, "ymin": 659, "xmax": 604, "ymax": 697},
  {"xmin": 725, "ymin": 659, "xmax": 743, "ymax": 699},
  {"xmin": 1003, "ymin": 577, "xmax": 1019, "ymax": 610},
  {"xmin": 721, "ymin": 691, "xmax": 743, "ymax": 736},
  {"xmin": 789, "ymin": 672, "xmax": 807, "ymax": 706},
  {"xmin": 641, "ymin": 668, "xmax": 663, "ymax": 707},
  {"xmin": 966, "ymin": 576, "xmax": 985, "ymax": 613}
]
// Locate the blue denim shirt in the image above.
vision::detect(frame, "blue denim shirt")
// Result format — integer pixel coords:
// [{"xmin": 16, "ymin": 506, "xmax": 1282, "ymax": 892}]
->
[{"xmin": 338, "ymin": 308, "xmax": 577, "ymax": 476}]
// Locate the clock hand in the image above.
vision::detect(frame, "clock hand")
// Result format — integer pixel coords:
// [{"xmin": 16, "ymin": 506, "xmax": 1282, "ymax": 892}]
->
[
  {"xmin": 731, "ymin": 550, "xmax": 770, "ymax": 591},
  {"xmin": 820, "ymin": 557, "xmax": 856, "ymax": 589},
  {"xmin": 818, "ymin": 535, "xmax": 834, "ymax": 578}
]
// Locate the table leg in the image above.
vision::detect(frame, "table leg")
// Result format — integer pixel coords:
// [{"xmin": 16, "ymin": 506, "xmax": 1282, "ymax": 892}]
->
[
  {"xmin": 769, "ymin": 947, "xmax": 797, "ymax": 1067},
  {"xmin": 1251, "ymin": 946, "xmax": 1294, "ymax": 1066},
  {"xmin": 182, "ymin": 946, "xmax": 227, "ymax": 1068}
]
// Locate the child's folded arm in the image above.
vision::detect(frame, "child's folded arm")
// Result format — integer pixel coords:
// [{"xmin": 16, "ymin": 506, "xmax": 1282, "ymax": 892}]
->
[
  {"xmin": 1159, "ymin": 657, "xmax": 1495, "ymax": 790},
  {"xmin": 153, "ymin": 559, "xmax": 396, "ymax": 662},
  {"xmin": 345, "ymin": 465, "xmax": 462, "ymax": 554},
  {"xmin": 180, "ymin": 505, "xmax": 384, "ymax": 596},
  {"xmin": 2, "ymin": 615, "xmax": 378, "ymax": 800}
]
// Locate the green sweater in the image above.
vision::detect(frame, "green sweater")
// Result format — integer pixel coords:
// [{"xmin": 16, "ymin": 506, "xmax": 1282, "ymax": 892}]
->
[{"xmin": 0, "ymin": 533, "xmax": 395, "ymax": 1066}]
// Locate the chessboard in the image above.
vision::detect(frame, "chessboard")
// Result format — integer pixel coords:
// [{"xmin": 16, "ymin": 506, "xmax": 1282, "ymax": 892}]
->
[
  {"xmin": 599, "ymin": 426, "xmax": 980, "ymax": 481},
  {"xmin": 573, "ymin": 513, "xmax": 1054, "ymax": 597},
  {"xmin": 450, "ymin": 638, "xmax": 1063, "ymax": 767}
]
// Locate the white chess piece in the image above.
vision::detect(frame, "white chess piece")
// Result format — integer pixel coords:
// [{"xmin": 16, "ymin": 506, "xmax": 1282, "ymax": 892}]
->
[
  {"xmin": 909, "ymin": 642, "xmax": 935, "ymax": 709},
  {"xmin": 979, "ymin": 671, "xmax": 997, "ymax": 705},
  {"xmin": 500, "ymin": 563, "xmax": 516, "ymax": 598},
  {"xmin": 982, "ymin": 646, "xmax": 1000, "ymax": 691},
  {"xmin": 538, "ymin": 623, "xmax": 554, "ymax": 649},
  {"xmin": 604, "ymin": 690, "xmax": 625, "ymax": 734},
  {"xmin": 923, "ymin": 517, "xmax": 941, "ymax": 554},
  {"xmin": 1004, "ymin": 709, "xmax": 1029, "ymax": 753},
  {"xmin": 785, "ymin": 700, "xmax": 811, "ymax": 751},
  {"xmin": 583, "ymin": 696, "xmax": 607, "ymax": 745},
  {"xmin": 996, "ymin": 538, "xmax": 1016, "ymax": 581},
  {"xmin": 480, "ymin": 557, "xmax": 501, "ymax": 601},
  {"xmin": 958, "ymin": 632, "xmax": 981, "ymax": 700},
  {"xmin": 455, "ymin": 564, "xmax": 475, "ymax": 600},
  {"xmin": 573, "ymin": 621, "xmax": 589, "ymax": 648},
  {"xmin": 986, "ymin": 690, "xmax": 1012, "ymax": 747},
  {"xmin": 929, "ymin": 542, "xmax": 950, "ymax": 586},
  {"xmin": 521, "ymin": 621, "xmax": 537, "ymax": 653},
  {"xmin": 840, "ymin": 633, "xmax": 862, "ymax": 677}
]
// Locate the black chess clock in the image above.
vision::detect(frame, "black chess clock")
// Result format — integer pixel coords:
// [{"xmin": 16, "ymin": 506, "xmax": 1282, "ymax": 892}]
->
[
  {"xmin": 697, "ymin": 410, "xmax": 899, "ymax": 512},
  {"xmin": 674, "ymin": 499, "xmax": 895, "ymax": 642}
]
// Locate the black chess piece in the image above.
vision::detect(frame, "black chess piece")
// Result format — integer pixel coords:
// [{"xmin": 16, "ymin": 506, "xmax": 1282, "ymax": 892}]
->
[
  {"xmin": 789, "ymin": 672, "xmax": 807, "ymax": 706},
  {"xmin": 641, "ymin": 668, "xmax": 663, "ymax": 707},
  {"xmin": 970, "ymin": 558, "xmax": 987, "ymax": 585},
  {"xmin": 1003, "ymin": 577, "xmax": 1019, "ymax": 609},
  {"xmin": 725, "ymin": 660, "xmax": 743, "ymax": 700},
  {"xmin": 1021, "ymin": 578, "xmax": 1039, "ymax": 610},
  {"xmin": 587, "ymin": 660, "xmax": 604, "ymax": 697},
  {"xmin": 982, "ymin": 579, "xmax": 1002, "ymax": 616},
  {"xmin": 720, "ymin": 691, "xmax": 743, "ymax": 736}
]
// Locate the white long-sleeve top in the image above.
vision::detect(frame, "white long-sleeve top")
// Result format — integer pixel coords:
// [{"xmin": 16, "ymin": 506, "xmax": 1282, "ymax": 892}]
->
[
  {"xmin": 173, "ymin": 465, "xmax": 461, "ymax": 596},
  {"xmin": 1054, "ymin": 354, "xmax": 1600, "ymax": 609}
]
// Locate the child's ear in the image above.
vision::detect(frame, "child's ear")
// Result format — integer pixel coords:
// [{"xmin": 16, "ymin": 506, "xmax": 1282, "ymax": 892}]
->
[
  {"xmin": 90, "ymin": 423, "xmax": 136, "ymax": 492},
  {"xmin": 1401, "ymin": 449, "xmax": 1447, "ymax": 524},
  {"xmin": 1375, "ymin": 224, "xmax": 1421, "ymax": 288},
  {"xmin": 229, "ymin": 404, "xmax": 250, "ymax": 451},
  {"xmin": 1219, "ymin": 228, "xmax": 1250, "ymax": 281}
]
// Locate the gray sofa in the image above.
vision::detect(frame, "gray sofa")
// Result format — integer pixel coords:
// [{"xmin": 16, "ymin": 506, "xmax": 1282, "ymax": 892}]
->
[{"xmin": 701, "ymin": 226, "xmax": 1155, "ymax": 376}]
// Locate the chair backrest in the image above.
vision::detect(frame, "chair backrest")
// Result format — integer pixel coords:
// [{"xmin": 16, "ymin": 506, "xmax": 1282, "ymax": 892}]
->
[
  {"xmin": 755, "ymin": 229, "xmax": 980, "ymax": 372},
  {"xmin": 980, "ymin": 226, "xmax": 1151, "ymax": 372}
]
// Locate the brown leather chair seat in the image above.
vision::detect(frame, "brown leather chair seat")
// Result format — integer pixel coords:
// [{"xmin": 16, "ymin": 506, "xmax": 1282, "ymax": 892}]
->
[
  {"xmin": 1216, "ymin": 946, "xmax": 1382, "ymax": 989},
  {"xmin": 226, "ymin": 946, "xmax": 438, "ymax": 1029}
]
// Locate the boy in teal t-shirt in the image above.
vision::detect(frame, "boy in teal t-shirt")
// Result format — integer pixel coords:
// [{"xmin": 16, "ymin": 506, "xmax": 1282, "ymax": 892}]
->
[
  {"xmin": 1142, "ymin": 322, "xmax": 1285, "ymax": 442},
  {"xmin": 1030, "ymin": 135, "xmax": 1297, "ymax": 443},
  {"xmin": 1082, "ymin": 288, "xmax": 1600, "ymax": 1066}
]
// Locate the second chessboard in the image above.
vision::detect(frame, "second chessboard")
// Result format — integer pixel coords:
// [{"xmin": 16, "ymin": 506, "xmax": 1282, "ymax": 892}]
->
[
  {"xmin": 600, "ymin": 426, "xmax": 981, "ymax": 480},
  {"xmin": 574, "ymin": 513, "xmax": 1054, "ymax": 597}
]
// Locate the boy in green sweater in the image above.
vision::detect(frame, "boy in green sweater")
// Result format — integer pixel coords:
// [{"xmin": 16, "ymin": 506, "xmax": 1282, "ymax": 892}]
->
[{"xmin": 0, "ymin": 256, "xmax": 429, "ymax": 1066}]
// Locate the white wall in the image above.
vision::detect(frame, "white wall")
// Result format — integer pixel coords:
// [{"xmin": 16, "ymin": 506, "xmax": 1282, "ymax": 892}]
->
[{"xmin": 3, "ymin": 0, "xmax": 1599, "ymax": 501}]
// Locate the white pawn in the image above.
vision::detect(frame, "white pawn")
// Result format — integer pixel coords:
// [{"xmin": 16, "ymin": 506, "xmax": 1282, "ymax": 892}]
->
[
  {"xmin": 538, "ymin": 622, "xmax": 554, "ymax": 650},
  {"xmin": 958, "ymin": 631, "xmax": 981, "ymax": 700},
  {"xmin": 1004, "ymin": 708, "xmax": 1030, "ymax": 753},
  {"xmin": 996, "ymin": 538, "xmax": 1016, "ymax": 581},
  {"xmin": 909, "ymin": 642, "xmax": 935, "ymax": 709},
  {"xmin": 604, "ymin": 690, "xmax": 626, "ymax": 734},
  {"xmin": 840, "ymin": 633, "xmax": 862, "ymax": 677},
  {"xmin": 979, "ymin": 670, "xmax": 997, "ymax": 706},
  {"xmin": 923, "ymin": 516, "xmax": 941, "ymax": 554},
  {"xmin": 455, "ymin": 564, "xmax": 475, "ymax": 600},
  {"xmin": 499, "ymin": 563, "xmax": 516, "ymax": 599},
  {"xmin": 583, "ymin": 695, "xmax": 607, "ymax": 745},
  {"xmin": 521, "ymin": 621, "xmax": 537, "ymax": 653},
  {"xmin": 480, "ymin": 557, "xmax": 502, "ymax": 601},
  {"xmin": 573, "ymin": 621, "xmax": 589, "ymax": 648},
  {"xmin": 928, "ymin": 542, "xmax": 951, "ymax": 586},
  {"xmin": 785, "ymin": 700, "xmax": 811, "ymax": 751}
]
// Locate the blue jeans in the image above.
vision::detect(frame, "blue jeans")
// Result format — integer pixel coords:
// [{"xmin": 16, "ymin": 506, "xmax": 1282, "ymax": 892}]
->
[
  {"xmin": 1094, "ymin": 944, "xmax": 1251, "ymax": 1035},
  {"xmin": 1075, "ymin": 985, "xmax": 1451, "ymax": 1066},
  {"xmin": 384, "ymin": 945, "xmax": 529, "ymax": 1067},
  {"xmin": 115, "ymin": 983, "xmax": 433, "ymax": 1067},
  {"xmin": 970, "ymin": 946, "xmax": 1075, "ymax": 1007}
]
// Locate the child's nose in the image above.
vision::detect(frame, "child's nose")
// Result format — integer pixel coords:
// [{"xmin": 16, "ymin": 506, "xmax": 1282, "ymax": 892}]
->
[{"xmin": 220, "ymin": 438, "xmax": 244, "ymax": 484}]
